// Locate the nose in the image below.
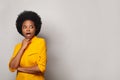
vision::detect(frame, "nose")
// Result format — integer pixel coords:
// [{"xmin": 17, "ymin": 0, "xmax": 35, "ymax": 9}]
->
[{"xmin": 26, "ymin": 27, "xmax": 30, "ymax": 31}]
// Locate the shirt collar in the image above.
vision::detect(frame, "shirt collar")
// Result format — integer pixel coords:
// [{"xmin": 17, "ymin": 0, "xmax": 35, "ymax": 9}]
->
[{"xmin": 31, "ymin": 36, "xmax": 37, "ymax": 42}]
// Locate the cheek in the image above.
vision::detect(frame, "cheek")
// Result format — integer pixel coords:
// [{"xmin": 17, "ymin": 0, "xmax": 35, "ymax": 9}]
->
[
  {"xmin": 31, "ymin": 29, "xmax": 36, "ymax": 34},
  {"xmin": 22, "ymin": 30, "xmax": 26, "ymax": 35},
  {"xmin": 22, "ymin": 30, "xmax": 25, "ymax": 34}
]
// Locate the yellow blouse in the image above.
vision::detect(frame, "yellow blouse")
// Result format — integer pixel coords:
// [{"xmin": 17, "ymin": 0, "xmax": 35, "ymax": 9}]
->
[{"xmin": 9, "ymin": 36, "xmax": 47, "ymax": 80}]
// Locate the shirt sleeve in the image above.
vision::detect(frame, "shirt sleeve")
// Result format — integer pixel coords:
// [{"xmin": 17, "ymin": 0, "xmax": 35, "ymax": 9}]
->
[
  {"xmin": 37, "ymin": 39, "xmax": 47, "ymax": 73},
  {"xmin": 8, "ymin": 44, "xmax": 20, "ymax": 72}
]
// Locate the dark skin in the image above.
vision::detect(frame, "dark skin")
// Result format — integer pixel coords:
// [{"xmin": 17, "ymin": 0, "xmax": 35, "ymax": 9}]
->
[{"xmin": 9, "ymin": 20, "xmax": 41, "ymax": 74}]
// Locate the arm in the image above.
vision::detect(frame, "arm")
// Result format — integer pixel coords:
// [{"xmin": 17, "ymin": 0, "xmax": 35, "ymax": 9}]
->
[
  {"xmin": 17, "ymin": 39, "xmax": 47, "ymax": 74},
  {"xmin": 9, "ymin": 39, "xmax": 31, "ymax": 69},
  {"xmin": 17, "ymin": 65, "xmax": 42, "ymax": 74},
  {"xmin": 9, "ymin": 48, "xmax": 25, "ymax": 69}
]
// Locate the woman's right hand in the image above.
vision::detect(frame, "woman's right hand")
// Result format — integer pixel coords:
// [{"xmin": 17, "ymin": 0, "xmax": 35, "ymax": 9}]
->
[
  {"xmin": 9, "ymin": 39, "xmax": 31, "ymax": 69},
  {"xmin": 21, "ymin": 39, "xmax": 31, "ymax": 50}
]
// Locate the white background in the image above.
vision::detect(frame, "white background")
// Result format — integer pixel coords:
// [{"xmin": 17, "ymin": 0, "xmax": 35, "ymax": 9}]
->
[{"xmin": 0, "ymin": 0, "xmax": 120, "ymax": 80}]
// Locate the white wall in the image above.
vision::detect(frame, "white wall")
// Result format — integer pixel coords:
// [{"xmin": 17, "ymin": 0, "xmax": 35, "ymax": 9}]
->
[{"xmin": 0, "ymin": 0, "xmax": 120, "ymax": 80}]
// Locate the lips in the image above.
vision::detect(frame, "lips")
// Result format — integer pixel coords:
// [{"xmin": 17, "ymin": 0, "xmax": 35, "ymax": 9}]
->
[{"xmin": 26, "ymin": 33, "xmax": 31, "ymax": 36}]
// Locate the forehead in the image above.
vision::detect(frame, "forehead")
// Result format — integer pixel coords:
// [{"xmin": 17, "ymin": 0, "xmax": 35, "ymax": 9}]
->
[{"xmin": 22, "ymin": 20, "xmax": 34, "ymax": 25}]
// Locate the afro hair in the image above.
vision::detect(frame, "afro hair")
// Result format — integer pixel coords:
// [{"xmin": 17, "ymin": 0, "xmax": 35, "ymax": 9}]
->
[{"xmin": 16, "ymin": 11, "xmax": 42, "ymax": 36}]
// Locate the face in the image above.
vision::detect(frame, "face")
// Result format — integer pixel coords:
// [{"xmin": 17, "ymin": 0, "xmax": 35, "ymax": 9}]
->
[{"xmin": 22, "ymin": 20, "xmax": 36, "ymax": 39}]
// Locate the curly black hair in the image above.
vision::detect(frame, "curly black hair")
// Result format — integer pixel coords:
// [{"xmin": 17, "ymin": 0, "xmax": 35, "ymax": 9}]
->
[{"xmin": 16, "ymin": 11, "xmax": 42, "ymax": 36}]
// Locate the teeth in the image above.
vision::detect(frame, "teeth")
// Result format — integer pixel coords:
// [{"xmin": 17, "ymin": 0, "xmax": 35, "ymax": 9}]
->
[{"xmin": 26, "ymin": 33, "xmax": 31, "ymax": 36}]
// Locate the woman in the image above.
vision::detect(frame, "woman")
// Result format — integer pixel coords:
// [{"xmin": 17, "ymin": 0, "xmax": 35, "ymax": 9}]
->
[{"xmin": 9, "ymin": 11, "xmax": 47, "ymax": 80}]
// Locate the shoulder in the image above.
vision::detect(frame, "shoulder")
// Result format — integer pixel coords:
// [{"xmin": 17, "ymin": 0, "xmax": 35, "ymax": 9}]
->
[
  {"xmin": 13, "ymin": 43, "xmax": 22, "ymax": 51},
  {"xmin": 15, "ymin": 43, "xmax": 21, "ymax": 48},
  {"xmin": 35, "ymin": 37, "xmax": 46, "ymax": 43},
  {"xmin": 33, "ymin": 37, "xmax": 47, "ymax": 49}
]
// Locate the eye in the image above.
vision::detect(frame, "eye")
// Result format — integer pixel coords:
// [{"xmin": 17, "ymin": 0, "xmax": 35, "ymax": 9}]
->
[
  {"xmin": 29, "ymin": 25, "xmax": 34, "ymax": 29},
  {"xmin": 22, "ymin": 25, "xmax": 27, "ymax": 29}
]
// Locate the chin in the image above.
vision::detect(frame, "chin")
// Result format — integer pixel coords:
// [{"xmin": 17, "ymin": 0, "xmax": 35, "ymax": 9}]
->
[{"xmin": 25, "ymin": 36, "xmax": 33, "ymax": 39}]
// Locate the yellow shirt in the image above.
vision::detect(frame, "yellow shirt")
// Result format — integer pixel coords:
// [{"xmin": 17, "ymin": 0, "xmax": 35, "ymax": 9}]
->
[{"xmin": 9, "ymin": 36, "xmax": 47, "ymax": 80}]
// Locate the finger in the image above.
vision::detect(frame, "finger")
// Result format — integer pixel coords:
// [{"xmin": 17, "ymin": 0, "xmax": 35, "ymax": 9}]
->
[{"xmin": 25, "ymin": 39, "xmax": 30, "ymax": 41}]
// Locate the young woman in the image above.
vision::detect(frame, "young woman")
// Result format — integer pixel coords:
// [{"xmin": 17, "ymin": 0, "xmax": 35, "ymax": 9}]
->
[{"xmin": 9, "ymin": 11, "xmax": 47, "ymax": 80}]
